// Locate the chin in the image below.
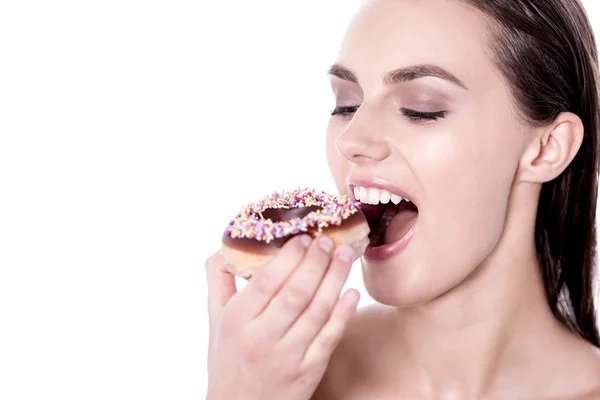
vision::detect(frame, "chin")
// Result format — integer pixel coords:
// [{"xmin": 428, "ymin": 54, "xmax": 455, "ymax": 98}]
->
[
  {"xmin": 360, "ymin": 257, "xmax": 442, "ymax": 307},
  {"xmin": 360, "ymin": 241, "xmax": 496, "ymax": 309},
  {"xmin": 359, "ymin": 232, "xmax": 472, "ymax": 307}
]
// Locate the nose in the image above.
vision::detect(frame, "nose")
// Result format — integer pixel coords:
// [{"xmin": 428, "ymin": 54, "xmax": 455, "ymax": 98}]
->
[{"xmin": 335, "ymin": 113, "xmax": 391, "ymax": 164}]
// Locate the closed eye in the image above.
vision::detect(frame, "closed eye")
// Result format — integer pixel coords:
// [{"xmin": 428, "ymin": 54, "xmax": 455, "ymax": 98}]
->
[
  {"xmin": 401, "ymin": 108, "xmax": 446, "ymax": 122},
  {"xmin": 330, "ymin": 106, "xmax": 447, "ymax": 123},
  {"xmin": 330, "ymin": 106, "xmax": 359, "ymax": 118}
]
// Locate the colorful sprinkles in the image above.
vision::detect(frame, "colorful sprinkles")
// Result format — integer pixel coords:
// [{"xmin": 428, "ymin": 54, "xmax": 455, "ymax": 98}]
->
[{"xmin": 223, "ymin": 188, "xmax": 362, "ymax": 243}]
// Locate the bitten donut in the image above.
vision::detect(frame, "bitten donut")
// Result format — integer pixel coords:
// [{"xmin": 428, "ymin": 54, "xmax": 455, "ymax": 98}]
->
[{"xmin": 220, "ymin": 188, "xmax": 370, "ymax": 278}]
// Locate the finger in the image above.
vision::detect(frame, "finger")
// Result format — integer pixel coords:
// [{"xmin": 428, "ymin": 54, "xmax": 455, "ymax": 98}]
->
[
  {"xmin": 205, "ymin": 251, "xmax": 237, "ymax": 331},
  {"xmin": 256, "ymin": 235, "xmax": 335, "ymax": 338},
  {"xmin": 281, "ymin": 244, "xmax": 354, "ymax": 350},
  {"xmin": 236, "ymin": 234, "xmax": 312, "ymax": 320},
  {"xmin": 302, "ymin": 288, "xmax": 360, "ymax": 367}
]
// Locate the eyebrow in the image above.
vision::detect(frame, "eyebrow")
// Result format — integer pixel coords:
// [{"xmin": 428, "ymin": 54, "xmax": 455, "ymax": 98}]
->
[{"xmin": 328, "ymin": 63, "xmax": 468, "ymax": 90}]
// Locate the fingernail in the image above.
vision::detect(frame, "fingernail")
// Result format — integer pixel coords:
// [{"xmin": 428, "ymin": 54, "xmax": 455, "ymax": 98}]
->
[
  {"xmin": 301, "ymin": 235, "xmax": 312, "ymax": 248},
  {"xmin": 318, "ymin": 236, "xmax": 334, "ymax": 253},
  {"xmin": 337, "ymin": 245, "xmax": 354, "ymax": 262}
]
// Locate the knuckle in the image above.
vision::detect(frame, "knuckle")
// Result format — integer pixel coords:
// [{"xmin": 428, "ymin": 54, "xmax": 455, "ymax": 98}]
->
[
  {"xmin": 249, "ymin": 330, "xmax": 270, "ymax": 350},
  {"xmin": 242, "ymin": 343, "xmax": 266, "ymax": 365},
  {"xmin": 307, "ymin": 304, "xmax": 331, "ymax": 327},
  {"xmin": 294, "ymin": 371, "xmax": 316, "ymax": 390},
  {"xmin": 319, "ymin": 328, "xmax": 342, "ymax": 352},
  {"xmin": 252, "ymin": 273, "xmax": 274, "ymax": 297},
  {"xmin": 277, "ymin": 363, "xmax": 298, "ymax": 382},
  {"xmin": 304, "ymin": 248, "xmax": 332, "ymax": 272},
  {"xmin": 239, "ymin": 331, "xmax": 272, "ymax": 364},
  {"xmin": 281, "ymin": 285, "xmax": 312, "ymax": 309},
  {"xmin": 245, "ymin": 322, "xmax": 271, "ymax": 347},
  {"xmin": 304, "ymin": 256, "xmax": 327, "ymax": 273}
]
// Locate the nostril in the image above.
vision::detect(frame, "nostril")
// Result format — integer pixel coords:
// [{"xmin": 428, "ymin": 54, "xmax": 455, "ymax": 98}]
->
[
  {"xmin": 336, "ymin": 133, "xmax": 391, "ymax": 163},
  {"xmin": 335, "ymin": 137, "xmax": 359, "ymax": 161}
]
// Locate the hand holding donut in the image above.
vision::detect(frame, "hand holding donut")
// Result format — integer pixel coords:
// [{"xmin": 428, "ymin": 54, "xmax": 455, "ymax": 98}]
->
[
  {"xmin": 220, "ymin": 188, "xmax": 370, "ymax": 278},
  {"xmin": 205, "ymin": 235, "xmax": 360, "ymax": 400}
]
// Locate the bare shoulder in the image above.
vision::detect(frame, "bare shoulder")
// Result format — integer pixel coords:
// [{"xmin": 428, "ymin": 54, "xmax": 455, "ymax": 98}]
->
[
  {"xmin": 579, "ymin": 346, "xmax": 600, "ymax": 397},
  {"xmin": 311, "ymin": 308, "xmax": 600, "ymax": 400},
  {"xmin": 557, "ymin": 340, "xmax": 600, "ymax": 399},
  {"xmin": 311, "ymin": 303, "xmax": 394, "ymax": 400},
  {"xmin": 574, "ymin": 382, "xmax": 600, "ymax": 400},
  {"xmin": 577, "ymin": 389, "xmax": 600, "ymax": 400}
]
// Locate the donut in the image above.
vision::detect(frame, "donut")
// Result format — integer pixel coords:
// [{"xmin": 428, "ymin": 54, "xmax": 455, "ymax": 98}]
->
[{"xmin": 220, "ymin": 188, "xmax": 370, "ymax": 278}]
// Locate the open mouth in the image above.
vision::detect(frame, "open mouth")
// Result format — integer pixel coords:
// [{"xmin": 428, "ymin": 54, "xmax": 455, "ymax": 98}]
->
[{"xmin": 352, "ymin": 185, "xmax": 419, "ymax": 248}]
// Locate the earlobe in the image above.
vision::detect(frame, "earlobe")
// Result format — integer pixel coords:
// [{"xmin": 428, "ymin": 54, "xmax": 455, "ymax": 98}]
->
[{"xmin": 519, "ymin": 112, "xmax": 584, "ymax": 183}]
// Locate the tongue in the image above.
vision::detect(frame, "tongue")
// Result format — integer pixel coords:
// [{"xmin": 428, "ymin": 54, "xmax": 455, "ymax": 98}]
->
[{"xmin": 383, "ymin": 209, "xmax": 418, "ymax": 244}]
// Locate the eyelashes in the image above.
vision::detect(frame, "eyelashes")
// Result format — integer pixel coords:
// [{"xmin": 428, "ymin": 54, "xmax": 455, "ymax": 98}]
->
[
  {"xmin": 400, "ymin": 108, "xmax": 447, "ymax": 122},
  {"xmin": 330, "ymin": 106, "xmax": 359, "ymax": 117},
  {"xmin": 330, "ymin": 106, "xmax": 447, "ymax": 123}
]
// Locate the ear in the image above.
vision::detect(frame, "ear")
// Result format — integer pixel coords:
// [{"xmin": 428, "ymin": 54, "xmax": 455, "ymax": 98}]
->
[{"xmin": 518, "ymin": 112, "xmax": 584, "ymax": 183}]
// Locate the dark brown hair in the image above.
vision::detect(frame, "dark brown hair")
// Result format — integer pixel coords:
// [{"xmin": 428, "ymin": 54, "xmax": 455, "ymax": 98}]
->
[{"xmin": 462, "ymin": 0, "xmax": 600, "ymax": 346}]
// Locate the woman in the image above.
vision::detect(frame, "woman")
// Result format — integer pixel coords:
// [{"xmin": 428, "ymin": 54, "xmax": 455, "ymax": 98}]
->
[{"xmin": 205, "ymin": 0, "xmax": 600, "ymax": 398}]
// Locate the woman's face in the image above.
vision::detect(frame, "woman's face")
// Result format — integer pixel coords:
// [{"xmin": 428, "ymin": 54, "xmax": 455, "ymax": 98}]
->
[{"xmin": 326, "ymin": 0, "xmax": 530, "ymax": 305}]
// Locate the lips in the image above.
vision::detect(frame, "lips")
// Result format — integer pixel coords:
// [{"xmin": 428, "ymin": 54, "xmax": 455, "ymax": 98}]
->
[
  {"xmin": 364, "ymin": 223, "xmax": 416, "ymax": 261},
  {"xmin": 347, "ymin": 176, "xmax": 418, "ymax": 261}
]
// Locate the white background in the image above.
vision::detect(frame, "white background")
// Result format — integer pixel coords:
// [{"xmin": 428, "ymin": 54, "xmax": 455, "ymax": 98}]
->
[{"xmin": 1, "ymin": 1, "xmax": 599, "ymax": 399}]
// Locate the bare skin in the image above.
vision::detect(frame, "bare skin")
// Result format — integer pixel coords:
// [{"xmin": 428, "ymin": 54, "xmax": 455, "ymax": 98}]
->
[
  {"xmin": 206, "ymin": 0, "xmax": 600, "ymax": 399},
  {"xmin": 206, "ymin": 236, "xmax": 363, "ymax": 400},
  {"xmin": 313, "ymin": 0, "xmax": 600, "ymax": 398},
  {"xmin": 313, "ymin": 304, "xmax": 600, "ymax": 399}
]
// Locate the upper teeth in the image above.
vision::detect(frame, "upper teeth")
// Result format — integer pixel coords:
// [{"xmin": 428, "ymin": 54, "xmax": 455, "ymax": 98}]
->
[{"xmin": 353, "ymin": 186, "xmax": 408, "ymax": 205}]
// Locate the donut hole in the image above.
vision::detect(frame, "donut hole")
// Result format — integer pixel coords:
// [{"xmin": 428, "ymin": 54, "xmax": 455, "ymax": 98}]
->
[
  {"xmin": 361, "ymin": 201, "xmax": 418, "ymax": 247},
  {"xmin": 260, "ymin": 205, "xmax": 322, "ymax": 222}
]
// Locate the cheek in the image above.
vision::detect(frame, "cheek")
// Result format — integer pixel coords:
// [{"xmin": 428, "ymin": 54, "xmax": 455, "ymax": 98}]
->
[{"xmin": 414, "ymin": 123, "xmax": 520, "ymax": 261}]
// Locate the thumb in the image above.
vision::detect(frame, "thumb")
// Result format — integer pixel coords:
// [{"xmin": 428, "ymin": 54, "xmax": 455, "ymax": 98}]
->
[{"xmin": 205, "ymin": 251, "xmax": 237, "ymax": 330}]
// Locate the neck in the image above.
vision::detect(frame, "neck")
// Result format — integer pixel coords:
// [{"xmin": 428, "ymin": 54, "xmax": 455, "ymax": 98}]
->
[{"xmin": 391, "ymin": 186, "xmax": 563, "ymax": 397}]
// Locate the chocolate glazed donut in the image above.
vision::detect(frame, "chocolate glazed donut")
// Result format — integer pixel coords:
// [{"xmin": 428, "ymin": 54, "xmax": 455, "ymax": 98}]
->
[{"xmin": 220, "ymin": 188, "xmax": 370, "ymax": 278}]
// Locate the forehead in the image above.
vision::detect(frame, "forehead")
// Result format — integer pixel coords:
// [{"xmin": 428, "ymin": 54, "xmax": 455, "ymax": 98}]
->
[{"xmin": 336, "ymin": 0, "xmax": 499, "ymax": 88}]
